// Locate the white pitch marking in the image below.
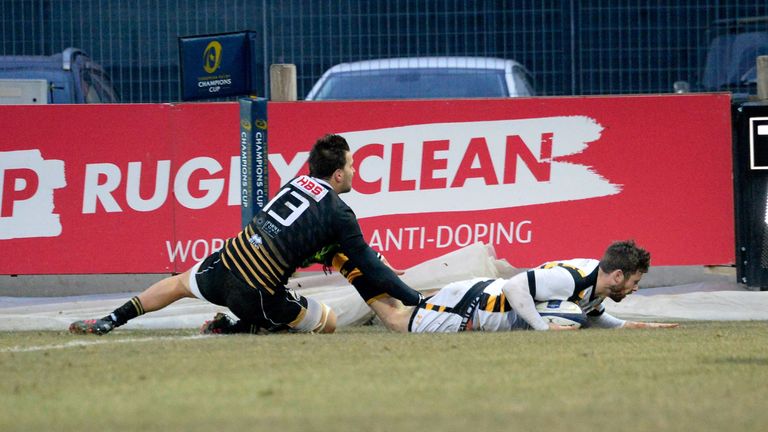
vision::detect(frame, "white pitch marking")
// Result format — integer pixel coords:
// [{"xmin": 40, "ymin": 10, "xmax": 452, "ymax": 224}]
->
[{"xmin": 0, "ymin": 334, "xmax": 211, "ymax": 353}]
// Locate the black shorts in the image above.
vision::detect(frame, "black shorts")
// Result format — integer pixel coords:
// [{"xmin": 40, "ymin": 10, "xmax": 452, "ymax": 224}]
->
[{"xmin": 189, "ymin": 250, "xmax": 308, "ymax": 330}]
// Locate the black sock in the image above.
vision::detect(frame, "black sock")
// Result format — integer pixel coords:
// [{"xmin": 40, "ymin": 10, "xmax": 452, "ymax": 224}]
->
[{"xmin": 105, "ymin": 296, "xmax": 145, "ymax": 327}]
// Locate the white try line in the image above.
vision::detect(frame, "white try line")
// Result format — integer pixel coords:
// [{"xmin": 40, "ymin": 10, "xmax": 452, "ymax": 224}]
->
[{"xmin": 0, "ymin": 334, "xmax": 211, "ymax": 353}]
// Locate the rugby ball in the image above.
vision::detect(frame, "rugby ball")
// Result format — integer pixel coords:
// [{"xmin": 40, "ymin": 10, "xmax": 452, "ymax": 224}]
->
[{"xmin": 535, "ymin": 300, "xmax": 586, "ymax": 328}]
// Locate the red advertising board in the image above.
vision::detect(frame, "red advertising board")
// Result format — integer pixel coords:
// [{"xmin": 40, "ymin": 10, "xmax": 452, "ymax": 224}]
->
[
  {"xmin": 268, "ymin": 94, "xmax": 734, "ymax": 267},
  {"xmin": 0, "ymin": 94, "xmax": 733, "ymax": 275},
  {"xmin": 0, "ymin": 103, "xmax": 241, "ymax": 274}
]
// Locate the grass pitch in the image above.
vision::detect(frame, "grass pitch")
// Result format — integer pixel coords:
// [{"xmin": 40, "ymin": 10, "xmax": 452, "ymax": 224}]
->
[{"xmin": 1, "ymin": 322, "xmax": 766, "ymax": 432}]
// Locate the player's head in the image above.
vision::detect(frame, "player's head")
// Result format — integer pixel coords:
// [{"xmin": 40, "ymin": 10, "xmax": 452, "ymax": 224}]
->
[
  {"xmin": 308, "ymin": 134, "xmax": 354, "ymax": 193},
  {"xmin": 599, "ymin": 240, "xmax": 650, "ymax": 274},
  {"xmin": 599, "ymin": 240, "xmax": 650, "ymax": 301}
]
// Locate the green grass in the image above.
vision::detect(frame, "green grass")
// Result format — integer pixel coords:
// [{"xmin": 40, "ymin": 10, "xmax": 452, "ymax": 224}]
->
[{"xmin": 1, "ymin": 322, "xmax": 767, "ymax": 431}]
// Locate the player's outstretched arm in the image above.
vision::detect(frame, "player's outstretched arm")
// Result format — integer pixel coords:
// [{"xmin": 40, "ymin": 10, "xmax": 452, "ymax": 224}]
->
[
  {"xmin": 368, "ymin": 296, "xmax": 412, "ymax": 333},
  {"xmin": 623, "ymin": 321, "xmax": 679, "ymax": 329}
]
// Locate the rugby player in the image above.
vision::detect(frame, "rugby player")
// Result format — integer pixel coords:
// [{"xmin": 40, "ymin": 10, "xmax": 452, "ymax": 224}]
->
[
  {"xmin": 69, "ymin": 134, "xmax": 423, "ymax": 336},
  {"xmin": 377, "ymin": 240, "xmax": 679, "ymax": 332}
]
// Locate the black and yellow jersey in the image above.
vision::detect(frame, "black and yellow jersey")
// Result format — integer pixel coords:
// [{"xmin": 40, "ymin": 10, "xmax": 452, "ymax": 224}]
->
[{"xmin": 220, "ymin": 175, "xmax": 422, "ymax": 306}]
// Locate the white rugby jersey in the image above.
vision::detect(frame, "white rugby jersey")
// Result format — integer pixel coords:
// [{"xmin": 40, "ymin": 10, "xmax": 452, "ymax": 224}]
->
[
  {"xmin": 527, "ymin": 258, "xmax": 605, "ymax": 315},
  {"xmin": 409, "ymin": 278, "xmax": 531, "ymax": 333},
  {"xmin": 408, "ymin": 259, "xmax": 609, "ymax": 333}
]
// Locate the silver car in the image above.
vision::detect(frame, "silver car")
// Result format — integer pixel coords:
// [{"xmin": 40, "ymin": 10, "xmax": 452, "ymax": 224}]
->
[{"xmin": 305, "ymin": 56, "xmax": 535, "ymax": 100}]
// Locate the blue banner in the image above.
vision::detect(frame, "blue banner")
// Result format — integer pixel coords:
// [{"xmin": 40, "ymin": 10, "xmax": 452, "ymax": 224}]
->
[
  {"xmin": 238, "ymin": 96, "xmax": 269, "ymax": 227},
  {"xmin": 179, "ymin": 31, "xmax": 253, "ymax": 101}
]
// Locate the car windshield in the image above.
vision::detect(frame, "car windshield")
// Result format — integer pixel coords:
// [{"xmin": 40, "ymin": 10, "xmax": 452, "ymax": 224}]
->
[
  {"xmin": 312, "ymin": 68, "xmax": 510, "ymax": 100},
  {"xmin": 701, "ymin": 31, "xmax": 768, "ymax": 89}
]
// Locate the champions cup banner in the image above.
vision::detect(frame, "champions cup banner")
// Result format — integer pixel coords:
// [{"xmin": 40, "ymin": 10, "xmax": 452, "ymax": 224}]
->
[
  {"xmin": 0, "ymin": 94, "xmax": 733, "ymax": 275},
  {"xmin": 178, "ymin": 31, "xmax": 254, "ymax": 101}
]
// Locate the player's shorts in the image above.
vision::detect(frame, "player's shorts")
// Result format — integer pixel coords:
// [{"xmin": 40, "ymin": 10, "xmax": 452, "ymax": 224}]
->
[
  {"xmin": 408, "ymin": 278, "xmax": 528, "ymax": 333},
  {"xmin": 188, "ymin": 250, "xmax": 314, "ymax": 331}
]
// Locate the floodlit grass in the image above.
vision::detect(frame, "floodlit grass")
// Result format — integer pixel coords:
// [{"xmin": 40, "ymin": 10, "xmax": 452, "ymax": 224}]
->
[{"xmin": 1, "ymin": 322, "xmax": 767, "ymax": 431}]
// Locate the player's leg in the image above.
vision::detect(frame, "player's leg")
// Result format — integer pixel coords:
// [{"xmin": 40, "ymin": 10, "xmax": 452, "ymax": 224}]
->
[
  {"xmin": 70, "ymin": 256, "xmax": 208, "ymax": 335},
  {"xmin": 289, "ymin": 296, "xmax": 337, "ymax": 333},
  {"xmin": 205, "ymin": 286, "xmax": 337, "ymax": 335},
  {"xmin": 201, "ymin": 299, "xmax": 336, "ymax": 334},
  {"xmin": 136, "ymin": 270, "xmax": 196, "ymax": 312},
  {"xmin": 194, "ymin": 258, "xmax": 337, "ymax": 335},
  {"xmin": 68, "ymin": 271, "xmax": 195, "ymax": 335}
]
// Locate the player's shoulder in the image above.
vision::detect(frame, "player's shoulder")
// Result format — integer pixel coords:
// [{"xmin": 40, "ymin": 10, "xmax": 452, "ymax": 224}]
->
[{"xmin": 560, "ymin": 258, "xmax": 599, "ymax": 274}]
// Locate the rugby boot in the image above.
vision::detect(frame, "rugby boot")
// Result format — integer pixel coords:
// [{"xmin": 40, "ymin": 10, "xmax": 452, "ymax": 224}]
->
[
  {"xmin": 200, "ymin": 312, "xmax": 237, "ymax": 334},
  {"xmin": 69, "ymin": 317, "xmax": 116, "ymax": 335}
]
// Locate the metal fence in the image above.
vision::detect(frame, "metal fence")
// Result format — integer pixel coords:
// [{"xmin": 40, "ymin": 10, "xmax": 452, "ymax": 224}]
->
[{"xmin": 1, "ymin": 0, "xmax": 767, "ymax": 103}]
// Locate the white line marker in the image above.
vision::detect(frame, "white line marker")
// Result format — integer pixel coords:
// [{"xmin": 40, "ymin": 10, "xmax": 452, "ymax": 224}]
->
[
  {"xmin": 0, "ymin": 334, "xmax": 210, "ymax": 353},
  {"xmin": 759, "ymin": 125, "xmax": 768, "ymax": 135}
]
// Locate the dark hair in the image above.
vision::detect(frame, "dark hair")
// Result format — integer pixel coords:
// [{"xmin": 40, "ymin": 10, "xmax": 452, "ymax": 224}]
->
[
  {"xmin": 599, "ymin": 240, "xmax": 651, "ymax": 275},
  {"xmin": 308, "ymin": 134, "xmax": 350, "ymax": 179}
]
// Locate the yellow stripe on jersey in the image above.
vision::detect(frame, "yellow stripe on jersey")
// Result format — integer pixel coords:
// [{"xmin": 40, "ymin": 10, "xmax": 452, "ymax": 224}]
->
[
  {"xmin": 253, "ymin": 245, "xmax": 286, "ymax": 284},
  {"xmin": 226, "ymin": 252, "xmax": 256, "ymax": 288},
  {"xmin": 541, "ymin": 262, "xmax": 586, "ymax": 277},
  {"xmin": 499, "ymin": 293, "xmax": 507, "ymax": 312},
  {"xmin": 425, "ymin": 303, "xmax": 447, "ymax": 312},
  {"xmin": 221, "ymin": 250, "xmax": 232, "ymax": 270},
  {"xmin": 331, "ymin": 252, "xmax": 365, "ymax": 284},
  {"xmin": 288, "ymin": 306, "xmax": 307, "ymax": 328},
  {"xmin": 365, "ymin": 293, "xmax": 390, "ymax": 305},
  {"xmin": 235, "ymin": 233, "xmax": 281, "ymax": 286},
  {"xmin": 253, "ymin": 226, "xmax": 289, "ymax": 270},
  {"xmin": 485, "ymin": 294, "xmax": 497, "ymax": 312},
  {"xmin": 246, "ymin": 226, "xmax": 287, "ymax": 271},
  {"xmin": 224, "ymin": 239, "xmax": 275, "ymax": 295},
  {"xmin": 229, "ymin": 237, "xmax": 273, "ymax": 290},
  {"xmin": 331, "ymin": 252, "xmax": 345, "ymax": 269},
  {"xmin": 233, "ymin": 234, "xmax": 271, "ymax": 282}
]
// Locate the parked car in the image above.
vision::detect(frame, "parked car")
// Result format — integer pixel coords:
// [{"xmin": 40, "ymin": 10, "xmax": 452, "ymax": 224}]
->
[
  {"xmin": 305, "ymin": 56, "xmax": 535, "ymax": 100},
  {"xmin": 0, "ymin": 47, "xmax": 118, "ymax": 104},
  {"xmin": 674, "ymin": 16, "xmax": 768, "ymax": 103}
]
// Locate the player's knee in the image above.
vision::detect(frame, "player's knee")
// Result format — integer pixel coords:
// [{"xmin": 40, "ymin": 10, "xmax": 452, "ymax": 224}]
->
[
  {"xmin": 320, "ymin": 308, "xmax": 337, "ymax": 334},
  {"xmin": 293, "ymin": 297, "xmax": 336, "ymax": 334}
]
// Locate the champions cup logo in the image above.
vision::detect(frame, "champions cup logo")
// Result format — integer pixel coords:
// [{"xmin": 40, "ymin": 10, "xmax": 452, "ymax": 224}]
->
[
  {"xmin": 334, "ymin": 117, "xmax": 620, "ymax": 218},
  {"xmin": 0, "ymin": 150, "xmax": 67, "ymax": 239},
  {"xmin": 241, "ymin": 119, "xmax": 252, "ymax": 131},
  {"xmin": 202, "ymin": 41, "xmax": 222, "ymax": 74}
]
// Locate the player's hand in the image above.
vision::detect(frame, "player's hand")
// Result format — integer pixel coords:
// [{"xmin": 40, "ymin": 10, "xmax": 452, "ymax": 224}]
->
[
  {"xmin": 624, "ymin": 321, "xmax": 679, "ymax": 329},
  {"xmin": 548, "ymin": 323, "xmax": 579, "ymax": 331}
]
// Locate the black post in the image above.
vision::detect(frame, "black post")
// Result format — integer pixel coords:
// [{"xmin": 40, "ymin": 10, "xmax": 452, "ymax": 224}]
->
[{"xmin": 733, "ymin": 102, "xmax": 768, "ymax": 290}]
